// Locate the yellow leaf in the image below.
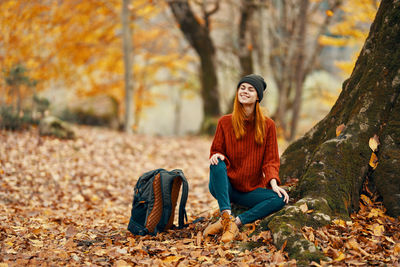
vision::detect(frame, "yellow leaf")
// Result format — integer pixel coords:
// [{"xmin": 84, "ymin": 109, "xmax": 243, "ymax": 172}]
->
[
  {"xmin": 394, "ymin": 243, "xmax": 400, "ymax": 256},
  {"xmin": 360, "ymin": 194, "xmax": 372, "ymax": 206},
  {"xmin": 367, "ymin": 208, "xmax": 384, "ymax": 218},
  {"xmin": 336, "ymin": 124, "xmax": 345, "ymax": 136},
  {"xmin": 162, "ymin": 255, "xmax": 185, "ymax": 263},
  {"xmin": 333, "ymin": 219, "xmax": 346, "ymax": 227},
  {"xmin": 326, "ymin": 10, "xmax": 334, "ymax": 17},
  {"xmin": 299, "ymin": 203, "xmax": 308, "ymax": 213},
  {"xmin": 369, "ymin": 152, "xmax": 378, "ymax": 169},
  {"xmin": 369, "ymin": 134, "xmax": 380, "ymax": 152},
  {"xmin": 333, "ymin": 251, "xmax": 345, "ymax": 261},
  {"xmin": 371, "ymin": 223, "xmax": 384, "ymax": 236}
]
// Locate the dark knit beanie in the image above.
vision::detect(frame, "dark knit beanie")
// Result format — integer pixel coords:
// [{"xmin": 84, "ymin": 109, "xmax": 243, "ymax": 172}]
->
[{"xmin": 237, "ymin": 74, "xmax": 267, "ymax": 102}]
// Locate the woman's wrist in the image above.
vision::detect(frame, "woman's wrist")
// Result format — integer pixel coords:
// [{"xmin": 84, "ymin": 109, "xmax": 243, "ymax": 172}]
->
[{"xmin": 270, "ymin": 178, "xmax": 278, "ymax": 188}]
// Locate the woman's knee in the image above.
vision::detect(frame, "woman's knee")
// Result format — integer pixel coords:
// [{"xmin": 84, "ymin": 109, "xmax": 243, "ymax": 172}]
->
[
  {"xmin": 209, "ymin": 159, "xmax": 227, "ymax": 174},
  {"xmin": 274, "ymin": 195, "xmax": 286, "ymax": 211}
]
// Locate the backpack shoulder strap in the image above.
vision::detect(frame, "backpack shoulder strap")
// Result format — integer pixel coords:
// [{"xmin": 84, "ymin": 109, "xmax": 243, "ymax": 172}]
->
[{"xmin": 172, "ymin": 169, "xmax": 189, "ymax": 229}]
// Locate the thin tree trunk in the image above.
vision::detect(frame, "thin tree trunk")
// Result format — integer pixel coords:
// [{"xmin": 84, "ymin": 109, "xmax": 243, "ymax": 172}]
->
[
  {"xmin": 289, "ymin": 0, "xmax": 308, "ymax": 141},
  {"xmin": 122, "ymin": 0, "xmax": 134, "ymax": 133},
  {"xmin": 16, "ymin": 85, "xmax": 21, "ymax": 116},
  {"xmin": 226, "ymin": 0, "xmax": 256, "ymax": 113},
  {"xmin": 238, "ymin": 0, "xmax": 255, "ymax": 76}
]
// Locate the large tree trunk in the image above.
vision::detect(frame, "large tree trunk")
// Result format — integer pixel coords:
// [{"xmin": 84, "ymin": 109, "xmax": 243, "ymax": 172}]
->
[
  {"xmin": 168, "ymin": 1, "xmax": 221, "ymax": 134},
  {"xmin": 259, "ymin": 0, "xmax": 400, "ymax": 263},
  {"xmin": 122, "ymin": 0, "xmax": 134, "ymax": 133}
]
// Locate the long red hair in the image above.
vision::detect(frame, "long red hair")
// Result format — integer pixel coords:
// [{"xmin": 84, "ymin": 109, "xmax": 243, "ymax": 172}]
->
[{"xmin": 232, "ymin": 92, "xmax": 266, "ymax": 145}]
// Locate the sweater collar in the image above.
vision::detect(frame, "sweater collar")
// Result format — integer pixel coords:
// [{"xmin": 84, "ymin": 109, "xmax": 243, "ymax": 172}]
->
[{"xmin": 244, "ymin": 115, "xmax": 255, "ymax": 123}]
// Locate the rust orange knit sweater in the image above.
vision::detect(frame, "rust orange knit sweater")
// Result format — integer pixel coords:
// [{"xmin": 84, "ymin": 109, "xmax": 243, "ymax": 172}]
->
[{"xmin": 210, "ymin": 114, "xmax": 280, "ymax": 192}]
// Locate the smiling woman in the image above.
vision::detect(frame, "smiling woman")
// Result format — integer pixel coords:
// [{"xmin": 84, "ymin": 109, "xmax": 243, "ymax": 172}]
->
[{"xmin": 203, "ymin": 74, "xmax": 289, "ymax": 243}]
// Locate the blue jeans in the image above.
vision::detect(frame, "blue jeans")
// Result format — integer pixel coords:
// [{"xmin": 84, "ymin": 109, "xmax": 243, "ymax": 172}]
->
[{"xmin": 209, "ymin": 160, "xmax": 285, "ymax": 225}]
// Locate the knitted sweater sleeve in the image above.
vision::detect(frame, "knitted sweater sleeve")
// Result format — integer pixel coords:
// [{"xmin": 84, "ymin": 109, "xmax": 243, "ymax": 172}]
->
[
  {"xmin": 262, "ymin": 119, "xmax": 281, "ymax": 187},
  {"xmin": 210, "ymin": 119, "xmax": 226, "ymax": 159}
]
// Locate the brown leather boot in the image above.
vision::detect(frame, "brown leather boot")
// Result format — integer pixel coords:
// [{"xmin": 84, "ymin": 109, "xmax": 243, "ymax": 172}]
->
[
  {"xmin": 203, "ymin": 218, "xmax": 223, "ymax": 237},
  {"xmin": 220, "ymin": 212, "xmax": 239, "ymax": 243}
]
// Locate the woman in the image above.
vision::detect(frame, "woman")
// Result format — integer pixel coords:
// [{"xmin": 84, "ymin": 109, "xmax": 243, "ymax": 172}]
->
[{"xmin": 204, "ymin": 74, "xmax": 289, "ymax": 243}]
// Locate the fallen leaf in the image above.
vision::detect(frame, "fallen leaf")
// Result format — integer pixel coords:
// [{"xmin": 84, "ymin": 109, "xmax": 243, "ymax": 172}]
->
[
  {"xmin": 336, "ymin": 124, "xmax": 345, "ymax": 136},
  {"xmin": 369, "ymin": 152, "xmax": 378, "ymax": 169},
  {"xmin": 162, "ymin": 255, "xmax": 185, "ymax": 263},
  {"xmin": 65, "ymin": 225, "xmax": 78, "ymax": 238},
  {"xmin": 371, "ymin": 223, "xmax": 384, "ymax": 236},
  {"xmin": 360, "ymin": 194, "xmax": 373, "ymax": 206},
  {"xmin": 114, "ymin": 260, "xmax": 131, "ymax": 267},
  {"xmin": 332, "ymin": 219, "xmax": 346, "ymax": 227},
  {"xmin": 333, "ymin": 251, "xmax": 346, "ymax": 261},
  {"xmin": 368, "ymin": 135, "xmax": 380, "ymax": 152},
  {"xmin": 394, "ymin": 243, "xmax": 400, "ymax": 256},
  {"xmin": 299, "ymin": 203, "xmax": 308, "ymax": 213},
  {"xmin": 367, "ymin": 208, "xmax": 384, "ymax": 218}
]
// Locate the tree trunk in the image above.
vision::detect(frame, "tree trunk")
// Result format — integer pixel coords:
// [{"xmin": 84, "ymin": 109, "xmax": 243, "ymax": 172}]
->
[
  {"xmin": 258, "ymin": 0, "xmax": 400, "ymax": 263},
  {"xmin": 122, "ymin": 0, "xmax": 134, "ymax": 133},
  {"xmin": 238, "ymin": 0, "xmax": 255, "ymax": 77},
  {"xmin": 168, "ymin": 1, "xmax": 220, "ymax": 134},
  {"xmin": 289, "ymin": 0, "xmax": 308, "ymax": 141},
  {"xmin": 226, "ymin": 0, "xmax": 256, "ymax": 114}
]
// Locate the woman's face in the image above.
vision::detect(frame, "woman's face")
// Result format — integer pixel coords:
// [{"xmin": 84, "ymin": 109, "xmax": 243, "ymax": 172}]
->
[{"xmin": 237, "ymin": 82, "xmax": 258, "ymax": 105}]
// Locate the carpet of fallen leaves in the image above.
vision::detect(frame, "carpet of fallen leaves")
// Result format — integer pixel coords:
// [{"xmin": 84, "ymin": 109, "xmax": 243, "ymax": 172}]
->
[{"xmin": 1, "ymin": 126, "xmax": 399, "ymax": 266}]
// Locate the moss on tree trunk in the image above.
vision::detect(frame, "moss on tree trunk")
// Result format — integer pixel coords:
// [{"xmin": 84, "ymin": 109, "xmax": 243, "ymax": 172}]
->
[{"xmin": 251, "ymin": 0, "xmax": 400, "ymax": 263}]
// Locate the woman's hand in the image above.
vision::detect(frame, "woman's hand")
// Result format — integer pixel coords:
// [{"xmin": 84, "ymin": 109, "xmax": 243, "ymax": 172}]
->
[
  {"xmin": 210, "ymin": 153, "xmax": 225, "ymax": 165},
  {"xmin": 270, "ymin": 178, "xmax": 289, "ymax": 203}
]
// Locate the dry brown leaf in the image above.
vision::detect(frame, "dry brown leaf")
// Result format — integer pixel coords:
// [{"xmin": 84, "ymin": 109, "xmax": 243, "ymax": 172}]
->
[
  {"xmin": 114, "ymin": 260, "xmax": 131, "ymax": 267},
  {"xmin": 345, "ymin": 238, "xmax": 370, "ymax": 257},
  {"xmin": 299, "ymin": 203, "xmax": 308, "ymax": 213},
  {"xmin": 65, "ymin": 225, "xmax": 78, "ymax": 238},
  {"xmin": 272, "ymin": 251, "xmax": 286, "ymax": 264}
]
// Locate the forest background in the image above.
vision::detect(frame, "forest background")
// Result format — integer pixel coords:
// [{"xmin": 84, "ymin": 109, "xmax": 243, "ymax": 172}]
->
[{"xmin": 0, "ymin": 0, "xmax": 378, "ymax": 143}]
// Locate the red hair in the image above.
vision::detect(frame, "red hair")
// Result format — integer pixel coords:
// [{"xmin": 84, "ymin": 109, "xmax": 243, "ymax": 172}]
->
[{"xmin": 232, "ymin": 93, "xmax": 266, "ymax": 145}]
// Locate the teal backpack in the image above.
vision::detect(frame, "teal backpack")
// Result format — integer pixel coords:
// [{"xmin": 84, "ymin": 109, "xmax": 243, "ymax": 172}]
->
[{"xmin": 127, "ymin": 169, "xmax": 189, "ymax": 236}]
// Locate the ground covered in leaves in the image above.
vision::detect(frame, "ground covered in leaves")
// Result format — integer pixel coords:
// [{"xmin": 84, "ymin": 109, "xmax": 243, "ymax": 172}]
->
[{"xmin": 1, "ymin": 126, "xmax": 399, "ymax": 266}]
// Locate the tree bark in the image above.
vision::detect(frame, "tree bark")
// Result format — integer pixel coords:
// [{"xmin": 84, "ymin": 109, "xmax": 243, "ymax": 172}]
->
[
  {"xmin": 168, "ymin": 0, "xmax": 220, "ymax": 134},
  {"xmin": 257, "ymin": 0, "xmax": 400, "ymax": 262},
  {"xmin": 289, "ymin": 0, "xmax": 308, "ymax": 141},
  {"xmin": 122, "ymin": 0, "xmax": 134, "ymax": 133}
]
